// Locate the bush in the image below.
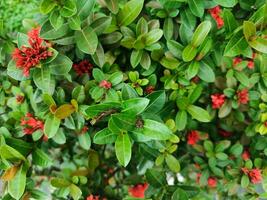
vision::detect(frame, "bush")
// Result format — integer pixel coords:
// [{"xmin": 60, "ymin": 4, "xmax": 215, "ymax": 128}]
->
[{"xmin": 0, "ymin": 0, "xmax": 267, "ymax": 199}]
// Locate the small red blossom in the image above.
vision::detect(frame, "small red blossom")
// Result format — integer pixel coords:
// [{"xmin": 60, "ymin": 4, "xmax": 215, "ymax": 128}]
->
[
  {"xmin": 16, "ymin": 95, "xmax": 25, "ymax": 104},
  {"xmin": 237, "ymin": 89, "xmax": 249, "ymax": 105},
  {"xmin": 194, "ymin": 163, "xmax": 201, "ymax": 170},
  {"xmin": 87, "ymin": 195, "xmax": 99, "ymax": 200},
  {"xmin": 42, "ymin": 135, "xmax": 48, "ymax": 142},
  {"xmin": 264, "ymin": 121, "xmax": 267, "ymax": 127},
  {"xmin": 208, "ymin": 6, "xmax": 224, "ymax": 29},
  {"xmin": 128, "ymin": 183, "xmax": 148, "ymax": 198},
  {"xmin": 81, "ymin": 126, "xmax": 88, "ymax": 134},
  {"xmin": 242, "ymin": 149, "xmax": 250, "ymax": 161},
  {"xmin": 187, "ymin": 130, "xmax": 200, "ymax": 145},
  {"xmin": 99, "ymin": 80, "xmax": 112, "ymax": 89},
  {"xmin": 249, "ymin": 169, "xmax": 262, "ymax": 184},
  {"xmin": 145, "ymin": 85, "xmax": 155, "ymax": 94},
  {"xmin": 191, "ymin": 76, "xmax": 200, "ymax": 83},
  {"xmin": 12, "ymin": 27, "xmax": 53, "ymax": 77},
  {"xmin": 211, "ymin": 93, "xmax": 225, "ymax": 109},
  {"xmin": 233, "ymin": 57, "xmax": 242, "ymax": 66},
  {"xmin": 241, "ymin": 167, "xmax": 249, "ymax": 175},
  {"xmin": 20, "ymin": 113, "xmax": 44, "ymax": 135},
  {"xmin": 207, "ymin": 177, "xmax": 217, "ymax": 188},
  {"xmin": 218, "ymin": 129, "xmax": 232, "ymax": 137},
  {"xmin": 73, "ymin": 60, "xmax": 93, "ymax": 76},
  {"xmin": 247, "ymin": 60, "xmax": 254, "ymax": 69}
]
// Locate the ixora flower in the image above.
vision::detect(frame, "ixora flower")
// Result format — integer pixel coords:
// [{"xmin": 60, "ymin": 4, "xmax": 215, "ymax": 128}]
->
[
  {"xmin": 237, "ymin": 89, "xmax": 249, "ymax": 104},
  {"xmin": 207, "ymin": 177, "xmax": 217, "ymax": 188},
  {"xmin": 99, "ymin": 80, "xmax": 112, "ymax": 89},
  {"xmin": 20, "ymin": 113, "xmax": 44, "ymax": 135},
  {"xmin": 242, "ymin": 168, "xmax": 262, "ymax": 184},
  {"xmin": 12, "ymin": 27, "xmax": 53, "ymax": 76},
  {"xmin": 145, "ymin": 85, "xmax": 155, "ymax": 94},
  {"xmin": 128, "ymin": 183, "xmax": 149, "ymax": 198},
  {"xmin": 208, "ymin": 6, "xmax": 224, "ymax": 29},
  {"xmin": 187, "ymin": 130, "xmax": 200, "ymax": 145},
  {"xmin": 242, "ymin": 149, "xmax": 250, "ymax": 161},
  {"xmin": 211, "ymin": 93, "xmax": 225, "ymax": 109},
  {"xmin": 73, "ymin": 60, "xmax": 93, "ymax": 76}
]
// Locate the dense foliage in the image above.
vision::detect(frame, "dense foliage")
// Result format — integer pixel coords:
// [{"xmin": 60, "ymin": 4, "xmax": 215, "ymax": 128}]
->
[{"xmin": 0, "ymin": 0, "xmax": 267, "ymax": 199}]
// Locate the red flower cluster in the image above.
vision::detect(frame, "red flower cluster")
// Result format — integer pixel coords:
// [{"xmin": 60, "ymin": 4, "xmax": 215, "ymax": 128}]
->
[
  {"xmin": 12, "ymin": 28, "xmax": 53, "ymax": 77},
  {"xmin": 207, "ymin": 177, "xmax": 217, "ymax": 188},
  {"xmin": 187, "ymin": 130, "xmax": 200, "ymax": 145},
  {"xmin": 242, "ymin": 149, "xmax": 250, "ymax": 161},
  {"xmin": 242, "ymin": 168, "xmax": 262, "ymax": 184},
  {"xmin": 128, "ymin": 183, "xmax": 148, "ymax": 198},
  {"xmin": 211, "ymin": 93, "xmax": 225, "ymax": 109},
  {"xmin": 20, "ymin": 113, "xmax": 44, "ymax": 135},
  {"xmin": 233, "ymin": 53, "xmax": 256, "ymax": 70},
  {"xmin": 237, "ymin": 89, "xmax": 249, "ymax": 104},
  {"xmin": 99, "ymin": 80, "xmax": 112, "ymax": 89},
  {"xmin": 86, "ymin": 195, "xmax": 107, "ymax": 200},
  {"xmin": 73, "ymin": 60, "xmax": 93, "ymax": 76},
  {"xmin": 208, "ymin": 6, "xmax": 224, "ymax": 29},
  {"xmin": 145, "ymin": 85, "xmax": 155, "ymax": 94},
  {"xmin": 16, "ymin": 95, "xmax": 25, "ymax": 104}
]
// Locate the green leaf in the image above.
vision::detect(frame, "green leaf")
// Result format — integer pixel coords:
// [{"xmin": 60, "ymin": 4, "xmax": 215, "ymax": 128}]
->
[
  {"xmin": 115, "ymin": 133, "xmax": 132, "ymax": 167},
  {"xmin": 136, "ymin": 17, "xmax": 148, "ymax": 35},
  {"xmin": 160, "ymin": 55, "xmax": 180, "ymax": 69},
  {"xmin": 108, "ymin": 71, "xmax": 123, "ymax": 85},
  {"xmin": 214, "ymin": 0, "xmax": 237, "ymax": 7},
  {"xmin": 223, "ymin": 9, "xmax": 238, "ymax": 34},
  {"xmin": 198, "ymin": 62, "xmax": 215, "ymax": 83},
  {"xmin": 92, "ymin": 43, "xmax": 105, "ymax": 67},
  {"xmin": 182, "ymin": 44, "xmax": 197, "ymax": 62},
  {"xmin": 75, "ymin": 26, "xmax": 98, "ymax": 54},
  {"xmin": 215, "ymin": 140, "xmax": 231, "ymax": 152},
  {"xmin": 68, "ymin": 15, "xmax": 81, "ymax": 30},
  {"xmin": 241, "ymin": 175, "xmax": 249, "ymax": 188},
  {"xmin": 248, "ymin": 37, "xmax": 267, "ymax": 54},
  {"xmin": 88, "ymin": 150, "xmax": 100, "ymax": 171},
  {"xmin": 44, "ymin": 114, "xmax": 61, "ymax": 138},
  {"xmin": 8, "ymin": 164, "xmax": 28, "ymax": 200},
  {"xmin": 187, "ymin": 61, "xmax": 199, "ymax": 79},
  {"xmin": 104, "ymin": 0, "xmax": 119, "ymax": 14},
  {"xmin": 111, "ymin": 113, "xmax": 136, "ymax": 131},
  {"xmin": 77, "ymin": 0, "xmax": 96, "ymax": 20},
  {"xmin": 171, "ymin": 188, "xmax": 188, "ymax": 200},
  {"xmin": 94, "ymin": 128, "xmax": 117, "ymax": 144},
  {"xmin": 117, "ymin": 0, "xmax": 144, "ymax": 26},
  {"xmin": 243, "ymin": 21, "xmax": 256, "ymax": 41},
  {"xmin": 85, "ymin": 102, "xmax": 121, "ymax": 118},
  {"xmin": 78, "ymin": 133, "xmax": 91, "ymax": 150},
  {"xmin": 50, "ymin": 10, "xmax": 64, "ymax": 30},
  {"xmin": 0, "ymin": 145, "xmax": 26, "ymax": 161},
  {"xmin": 145, "ymin": 91, "xmax": 166, "ymax": 113},
  {"xmin": 51, "ymin": 178, "xmax": 71, "ymax": 188},
  {"xmin": 175, "ymin": 110, "xmax": 187, "ymax": 131},
  {"xmin": 32, "ymin": 148, "xmax": 52, "ymax": 167},
  {"xmin": 188, "ymin": 85, "xmax": 203, "ymax": 104},
  {"xmin": 204, "ymin": 140, "xmax": 214, "ymax": 152},
  {"xmin": 49, "ymin": 54, "xmax": 73, "ymax": 75},
  {"xmin": 40, "ymin": 21, "xmax": 69, "ymax": 40},
  {"xmin": 60, "ymin": 0, "xmax": 77, "ymax": 18},
  {"xmin": 69, "ymin": 184, "xmax": 82, "ymax": 200},
  {"xmin": 191, "ymin": 21, "xmax": 212, "ymax": 47},
  {"xmin": 142, "ymin": 119, "xmax": 173, "ymax": 140},
  {"xmin": 215, "ymin": 152, "xmax": 228, "ymax": 160},
  {"xmin": 91, "ymin": 16, "xmax": 112, "ymax": 35},
  {"xmin": 163, "ymin": 18, "xmax": 174, "ymax": 40},
  {"xmin": 224, "ymin": 32, "xmax": 248, "ymax": 57},
  {"xmin": 7, "ymin": 60, "xmax": 28, "ymax": 81},
  {"xmin": 145, "ymin": 168, "xmax": 167, "ymax": 187},
  {"xmin": 130, "ymin": 50, "xmax": 143, "ymax": 68},
  {"xmin": 40, "ymin": 0, "xmax": 57, "ymax": 14},
  {"xmin": 165, "ymin": 154, "xmax": 180, "ymax": 173},
  {"xmin": 72, "ymin": 86, "xmax": 85, "ymax": 103},
  {"xmin": 187, "ymin": 105, "xmax": 211, "ymax": 122},
  {"xmin": 140, "ymin": 51, "xmax": 151, "ymax": 70},
  {"xmin": 122, "ymin": 98, "xmax": 149, "ymax": 115},
  {"xmin": 188, "ymin": 0, "xmax": 204, "ymax": 17},
  {"xmin": 33, "ymin": 67, "xmax": 55, "ymax": 95},
  {"xmin": 218, "ymin": 100, "xmax": 232, "ymax": 118},
  {"xmin": 17, "ymin": 32, "xmax": 29, "ymax": 48},
  {"xmin": 229, "ymin": 143, "xmax": 243, "ymax": 157},
  {"xmin": 234, "ymin": 71, "xmax": 250, "ymax": 87},
  {"xmin": 121, "ymin": 84, "xmax": 138, "ymax": 100},
  {"xmin": 145, "ymin": 29, "xmax": 163, "ymax": 46}
]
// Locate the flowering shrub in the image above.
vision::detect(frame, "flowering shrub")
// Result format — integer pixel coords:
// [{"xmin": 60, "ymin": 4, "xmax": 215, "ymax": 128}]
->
[{"xmin": 0, "ymin": 0, "xmax": 267, "ymax": 199}]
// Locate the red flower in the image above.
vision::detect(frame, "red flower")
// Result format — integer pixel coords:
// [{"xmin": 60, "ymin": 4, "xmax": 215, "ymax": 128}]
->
[
  {"xmin": 191, "ymin": 76, "xmax": 200, "ymax": 83},
  {"xmin": 128, "ymin": 183, "xmax": 148, "ymax": 198},
  {"xmin": 187, "ymin": 130, "xmax": 200, "ymax": 145},
  {"xmin": 20, "ymin": 113, "xmax": 44, "ymax": 135},
  {"xmin": 247, "ymin": 60, "xmax": 254, "ymax": 69},
  {"xmin": 249, "ymin": 169, "xmax": 262, "ymax": 184},
  {"xmin": 233, "ymin": 57, "xmax": 242, "ymax": 66},
  {"xmin": 208, "ymin": 6, "xmax": 224, "ymax": 29},
  {"xmin": 99, "ymin": 80, "xmax": 112, "ymax": 89},
  {"xmin": 42, "ymin": 135, "xmax": 48, "ymax": 142},
  {"xmin": 145, "ymin": 85, "xmax": 155, "ymax": 94},
  {"xmin": 237, "ymin": 89, "xmax": 249, "ymax": 104},
  {"xmin": 73, "ymin": 60, "xmax": 93, "ymax": 76},
  {"xmin": 12, "ymin": 28, "xmax": 53, "ymax": 77},
  {"xmin": 218, "ymin": 129, "xmax": 232, "ymax": 137},
  {"xmin": 87, "ymin": 195, "xmax": 99, "ymax": 200},
  {"xmin": 241, "ymin": 167, "xmax": 249, "ymax": 175},
  {"xmin": 207, "ymin": 177, "xmax": 217, "ymax": 188},
  {"xmin": 211, "ymin": 93, "xmax": 225, "ymax": 109},
  {"xmin": 242, "ymin": 150, "xmax": 250, "ymax": 161}
]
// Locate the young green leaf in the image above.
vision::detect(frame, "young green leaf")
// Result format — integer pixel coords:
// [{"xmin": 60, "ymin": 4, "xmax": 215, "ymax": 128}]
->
[{"xmin": 115, "ymin": 133, "xmax": 132, "ymax": 167}]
